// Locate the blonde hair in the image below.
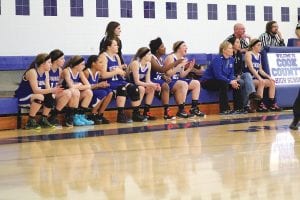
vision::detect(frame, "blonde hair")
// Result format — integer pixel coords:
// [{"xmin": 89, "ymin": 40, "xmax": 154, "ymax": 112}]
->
[{"xmin": 219, "ymin": 41, "xmax": 231, "ymax": 54}]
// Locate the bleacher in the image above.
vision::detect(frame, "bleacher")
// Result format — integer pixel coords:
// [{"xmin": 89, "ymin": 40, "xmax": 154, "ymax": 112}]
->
[
  {"xmin": 1, "ymin": 45, "xmax": 299, "ymax": 130},
  {"xmin": 0, "ymin": 53, "xmax": 225, "ymax": 130}
]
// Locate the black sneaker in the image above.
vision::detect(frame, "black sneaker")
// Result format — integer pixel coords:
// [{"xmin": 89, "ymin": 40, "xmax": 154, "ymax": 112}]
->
[
  {"xmin": 268, "ymin": 103, "xmax": 282, "ymax": 112},
  {"xmin": 25, "ymin": 118, "xmax": 41, "ymax": 130},
  {"xmin": 176, "ymin": 110, "xmax": 189, "ymax": 118},
  {"xmin": 132, "ymin": 112, "xmax": 148, "ymax": 122},
  {"xmin": 144, "ymin": 112, "xmax": 157, "ymax": 120},
  {"xmin": 88, "ymin": 114, "xmax": 102, "ymax": 125},
  {"xmin": 219, "ymin": 110, "xmax": 234, "ymax": 115},
  {"xmin": 233, "ymin": 109, "xmax": 248, "ymax": 114},
  {"xmin": 117, "ymin": 113, "xmax": 133, "ymax": 123},
  {"xmin": 48, "ymin": 116, "xmax": 60, "ymax": 126},
  {"xmin": 164, "ymin": 109, "xmax": 176, "ymax": 120},
  {"xmin": 289, "ymin": 118, "xmax": 299, "ymax": 130},
  {"xmin": 99, "ymin": 115, "xmax": 110, "ymax": 124},
  {"xmin": 39, "ymin": 116, "xmax": 55, "ymax": 128},
  {"xmin": 65, "ymin": 115, "xmax": 74, "ymax": 127},
  {"xmin": 190, "ymin": 107, "xmax": 205, "ymax": 117},
  {"xmin": 257, "ymin": 103, "xmax": 269, "ymax": 112}
]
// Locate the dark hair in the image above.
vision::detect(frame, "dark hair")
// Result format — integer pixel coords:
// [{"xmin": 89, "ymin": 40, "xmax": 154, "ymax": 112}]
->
[
  {"xmin": 248, "ymin": 39, "xmax": 261, "ymax": 51},
  {"xmin": 65, "ymin": 56, "xmax": 84, "ymax": 69},
  {"xmin": 266, "ymin": 21, "xmax": 277, "ymax": 33},
  {"xmin": 173, "ymin": 41, "xmax": 185, "ymax": 52},
  {"xmin": 149, "ymin": 37, "xmax": 163, "ymax": 54},
  {"xmin": 28, "ymin": 53, "xmax": 51, "ymax": 69},
  {"xmin": 133, "ymin": 47, "xmax": 150, "ymax": 61},
  {"xmin": 227, "ymin": 36, "xmax": 237, "ymax": 46},
  {"xmin": 105, "ymin": 21, "xmax": 120, "ymax": 38},
  {"xmin": 100, "ymin": 38, "xmax": 117, "ymax": 54},
  {"xmin": 49, "ymin": 49, "xmax": 64, "ymax": 63},
  {"xmin": 104, "ymin": 21, "xmax": 121, "ymax": 45},
  {"xmin": 86, "ymin": 55, "xmax": 98, "ymax": 69}
]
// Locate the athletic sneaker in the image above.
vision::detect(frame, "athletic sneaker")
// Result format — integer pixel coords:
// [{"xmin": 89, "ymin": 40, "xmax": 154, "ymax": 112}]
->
[
  {"xmin": 25, "ymin": 118, "xmax": 41, "ymax": 130},
  {"xmin": 132, "ymin": 112, "xmax": 148, "ymax": 122},
  {"xmin": 65, "ymin": 115, "xmax": 74, "ymax": 127},
  {"xmin": 48, "ymin": 116, "xmax": 60, "ymax": 126},
  {"xmin": 219, "ymin": 110, "xmax": 234, "ymax": 115},
  {"xmin": 190, "ymin": 107, "xmax": 205, "ymax": 117},
  {"xmin": 268, "ymin": 103, "xmax": 282, "ymax": 112},
  {"xmin": 79, "ymin": 114, "xmax": 94, "ymax": 125},
  {"xmin": 176, "ymin": 110, "xmax": 190, "ymax": 118},
  {"xmin": 117, "ymin": 113, "xmax": 133, "ymax": 123},
  {"xmin": 233, "ymin": 109, "xmax": 248, "ymax": 114},
  {"xmin": 290, "ymin": 117, "xmax": 299, "ymax": 130},
  {"xmin": 88, "ymin": 114, "xmax": 102, "ymax": 125},
  {"xmin": 99, "ymin": 116, "xmax": 110, "ymax": 124},
  {"xmin": 257, "ymin": 103, "xmax": 268, "ymax": 112},
  {"xmin": 164, "ymin": 109, "xmax": 176, "ymax": 120},
  {"xmin": 39, "ymin": 116, "xmax": 55, "ymax": 128},
  {"xmin": 144, "ymin": 112, "xmax": 157, "ymax": 120},
  {"xmin": 73, "ymin": 114, "xmax": 85, "ymax": 126}
]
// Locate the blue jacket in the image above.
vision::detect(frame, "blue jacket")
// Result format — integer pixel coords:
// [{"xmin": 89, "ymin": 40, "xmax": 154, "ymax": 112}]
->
[{"xmin": 201, "ymin": 54, "xmax": 235, "ymax": 84}]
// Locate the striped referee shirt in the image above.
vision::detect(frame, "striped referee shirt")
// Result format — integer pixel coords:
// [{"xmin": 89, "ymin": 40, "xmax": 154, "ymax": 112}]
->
[
  {"xmin": 259, "ymin": 32, "xmax": 285, "ymax": 48},
  {"xmin": 226, "ymin": 34, "xmax": 249, "ymax": 49}
]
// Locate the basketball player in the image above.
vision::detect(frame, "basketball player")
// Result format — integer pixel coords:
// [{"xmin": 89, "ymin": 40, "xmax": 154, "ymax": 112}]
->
[
  {"xmin": 164, "ymin": 41, "xmax": 205, "ymax": 118},
  {"xmin": 128, "ymin": 47, "xmax": 160, "ymax": 120},
  {"xmin": 15, "ymin": 53, "xmax": 64, "ymax": 129},
  {"xmin": 84, "ymin": 55, "xmax": 113, "ymax": 124},
  {"xmin": 60, "ymin": 56, "xmax": 94, "ymax": 126},
  {"xmin": 98, "ymin": 39, "xmax": 147, "ymax": 123}
]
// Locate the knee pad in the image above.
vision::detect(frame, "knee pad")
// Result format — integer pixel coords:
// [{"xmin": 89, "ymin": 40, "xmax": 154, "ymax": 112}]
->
[
  {"xmin": 33, "ymin": 99, "xmax": 43, "ymax": 104},
  {"xmin": 127, "ymin": 84, "xmax": 140, "ymax": 101},
  {"xmin": 116, "ymin": 85, "xmax": 127, "ymax": 97},
  {"xmin": 44, "ymin": 94, "xmax": 55, "ymax": 108}
]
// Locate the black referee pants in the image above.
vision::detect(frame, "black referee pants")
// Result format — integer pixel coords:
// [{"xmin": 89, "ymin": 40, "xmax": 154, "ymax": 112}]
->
[{"xmin": 293, "ymin": 89, "xmax": 300, "ymax": 118}]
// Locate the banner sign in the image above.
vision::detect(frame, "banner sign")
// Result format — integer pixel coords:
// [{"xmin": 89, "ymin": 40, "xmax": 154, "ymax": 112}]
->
[{"xmin": 267, "ymin": 53, "xmax": 300, "ymax": 85}]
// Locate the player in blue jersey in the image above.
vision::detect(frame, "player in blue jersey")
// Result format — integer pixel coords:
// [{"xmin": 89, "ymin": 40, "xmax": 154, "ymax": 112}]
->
[
  {"xmin": 15, "ymin": 53, "xmax": 64, "ymax": 129},
  {"xmin": 84, "ymin": 55, "xmax": 113, "ymax": 124},
  {"xmin": 60, "ymin": 56, "xmax": 94, "ymax": 126},
  {"xmin": 164, "ymin": 41, "xmax": 205, "ymax": 118},
  {"xmin": 149, "ymin": 37, "xmax": 187, "ymax": 120},
  {"xmin": 128, "ymin": 47, "xmax": 160, "ymax": 120},
  {"xmin": 48, "ymin": 49, "xmax": 72, "ymax": 126},
  {"xmin": 98, "ymin": 39, "xmax": 147, "ymax": 123},
  {"xmin": 245, "ymin": 39, "xmax": 281, "ymax": 112}
]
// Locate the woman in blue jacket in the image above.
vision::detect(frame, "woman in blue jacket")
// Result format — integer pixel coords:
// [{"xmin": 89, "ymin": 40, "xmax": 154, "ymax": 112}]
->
[{"xmin": 201, "ymin": 41, "xmax": 243, "ymax": 114}]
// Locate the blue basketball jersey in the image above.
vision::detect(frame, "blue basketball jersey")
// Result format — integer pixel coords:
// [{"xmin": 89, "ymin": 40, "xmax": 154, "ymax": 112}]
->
[
  {"xmin": 49, "ymin": 68, "xmax": 60, "ymax": 88},
  {"xmin": 105, "ymin": 53, "xmax": 123, "ymax": 83},
  {"xmin": 251, "ymin": 53, "xmax": 261, "ymax": 72},
  {"xmin": 62, "ymin": 67, "xmax": 80, "ymax": 89},
  {"xmin": 130, "ymin": 62, "xmax": 149, "ymax": 83},
  {"xmin": 87, "ymin": 68, "xmax": 100, "ymax": 86},
  {"xmin": 151, "ymin": 55, "xmax": 164, "ymax": 81},
  {"xmin": 15, "ymin": 68, "xmax": 47, "ymax": 104}
]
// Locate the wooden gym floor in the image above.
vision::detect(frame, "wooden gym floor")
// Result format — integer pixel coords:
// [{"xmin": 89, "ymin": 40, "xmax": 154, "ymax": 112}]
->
[{"xmin": 0, "ymin": 111, "xmax": 299, "ymax": 200}]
